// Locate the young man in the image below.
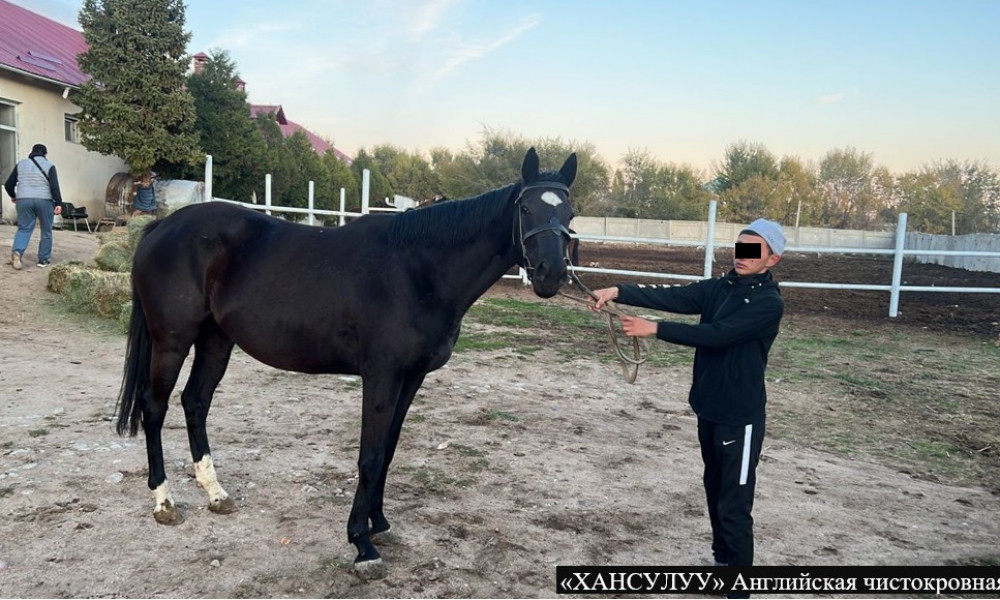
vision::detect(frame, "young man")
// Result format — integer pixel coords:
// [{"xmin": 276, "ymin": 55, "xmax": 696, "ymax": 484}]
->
[
  {"xmin": 5, "ymin": 144, "xmax": 64, "ymax": 269},
  {"xmin": 591, "ymin": 218, "xmax": 785, "ymax": 574}
]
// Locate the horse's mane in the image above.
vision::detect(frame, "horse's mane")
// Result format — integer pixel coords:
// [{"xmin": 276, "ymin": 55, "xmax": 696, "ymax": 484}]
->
[{"xmin": 387, "ymin": 172, "xmax": 565, "ymax": 247}]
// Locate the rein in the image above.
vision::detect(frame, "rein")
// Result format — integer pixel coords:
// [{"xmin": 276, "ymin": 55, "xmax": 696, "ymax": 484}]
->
[
  {"xmin": 559, "ymin": 260, "xmax": 647, "ymax": 385},
  {"xmin": 511, "ymin": 182, "xmax": 646, "ymax": 383}
]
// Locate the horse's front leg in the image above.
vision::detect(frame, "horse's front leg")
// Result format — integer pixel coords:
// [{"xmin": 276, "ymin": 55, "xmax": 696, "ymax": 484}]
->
[
  {"xmin": 369, "ymin": 373, "xmax": 425, "ymax": 540},
  {"xmin": 348, "ymin": 369, "xmax": 403, "ymax": 578},
  {"xmin": 182, "ymin": 330, "xmax": 237, "ymax": 514}
]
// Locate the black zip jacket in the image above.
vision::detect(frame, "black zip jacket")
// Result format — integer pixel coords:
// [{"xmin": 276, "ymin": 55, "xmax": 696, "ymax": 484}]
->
[{"xmin": 616, "ymin": 270, "xmax": 783, "ymax": 426}]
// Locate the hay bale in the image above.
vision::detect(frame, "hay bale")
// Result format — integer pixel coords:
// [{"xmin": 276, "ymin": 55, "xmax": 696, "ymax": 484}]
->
[
  {"xmin": 47, "ymin": 261, "xmax": 87, "ymax": 294},
  {"xmin": 94, "ymin": 240, "xmax": 133, "ymax": 272},
  {"xmin": 49, "ymin": 263, "xmax": 132, "ymax": 322},
  {"xmin": 126, "ymin": 215, "xmax": 156, "ymax": 251},
  {"xmin": 118, "ymin": 300, "xmax": 133, "ymax": 333},
  {"xmin": 91, "ymin": 215, "xmax": 155, "ymax": 272},
  {"xmin": 92, "ymin": 272, "xmax": 131, "ymax": 319}
]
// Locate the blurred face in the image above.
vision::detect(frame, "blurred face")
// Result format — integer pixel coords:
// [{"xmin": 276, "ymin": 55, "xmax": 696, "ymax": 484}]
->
[{"xmin": 732, "ymin": 233, "xmax": 781, "ymax": 276}]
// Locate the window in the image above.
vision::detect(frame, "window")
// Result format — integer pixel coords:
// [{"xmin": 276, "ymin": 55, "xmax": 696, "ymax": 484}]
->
[
  {"xmin": 64, "ymin": 114, "xmax": 79, "ymax": 144},
  {"xmin": 1, "ymin": 100, "xmax": 17, "ymax": 192}
]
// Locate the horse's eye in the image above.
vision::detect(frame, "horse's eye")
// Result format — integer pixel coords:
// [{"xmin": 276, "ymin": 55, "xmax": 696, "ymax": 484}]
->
[{"xmin": 520, "ymin": 205, "xmax": 530, "ymax": 215}]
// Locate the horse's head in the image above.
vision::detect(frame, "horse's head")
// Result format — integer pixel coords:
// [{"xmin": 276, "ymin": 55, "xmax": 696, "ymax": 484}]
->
[{"xmin": 515, "ymin": 147, "xmax": 577, "ymax": 298}]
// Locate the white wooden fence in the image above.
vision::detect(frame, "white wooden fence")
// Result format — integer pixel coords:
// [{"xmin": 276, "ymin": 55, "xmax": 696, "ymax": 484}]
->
[{"xmin": 571, "ymin": 203, "xmax": 1000, "ymax": 317}]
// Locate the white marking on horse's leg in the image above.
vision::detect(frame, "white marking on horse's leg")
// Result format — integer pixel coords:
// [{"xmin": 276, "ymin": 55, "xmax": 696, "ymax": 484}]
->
[
  {"xmin": 195, "ymin": 455, "xmax": 228, "ymax": 503},
  {"xmin": 541, "ymin": 191, "xmax": 563, "ymax": 207},
  {"xmin": 152, "ymin": 480, "xmax": 183, "ymax": 524},
  {"xmin": 153, "ymin": 480, "xmax": 173, "ymax": 512},
  {"xmin": 195, "ymin": 454, "xmax": 237, "ymax": 514}
]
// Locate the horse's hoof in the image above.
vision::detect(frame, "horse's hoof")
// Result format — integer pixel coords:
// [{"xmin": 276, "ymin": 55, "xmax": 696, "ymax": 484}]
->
[
  {"xmin": 153, "ymin": 506, "xmax": 184, "ymax": 525},
  {"xmin": 371, "ymin": 526, "xmax": 401, "ymax": 545},
  {"xmin": 353, "ymin": 557, "xmax": 386, "ymax": 580},
  {"xmin": 208, "ymin": 496, "xmax": 237, "ymax": 514}
]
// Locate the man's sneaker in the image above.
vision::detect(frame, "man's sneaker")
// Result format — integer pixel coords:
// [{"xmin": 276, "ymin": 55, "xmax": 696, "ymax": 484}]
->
[
  {"xmin": 37, "ymin": 260, "xmax": 51, "ymax": 268},
  {"xmin": 11, "ymin": 252, "xmax": 21, "ymax": 270}
]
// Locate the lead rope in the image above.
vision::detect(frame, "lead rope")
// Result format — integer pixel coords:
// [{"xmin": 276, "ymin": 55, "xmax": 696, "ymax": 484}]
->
[{"xmin": 559, "ymin": 261, "xmax": 646, "ymax": 384}]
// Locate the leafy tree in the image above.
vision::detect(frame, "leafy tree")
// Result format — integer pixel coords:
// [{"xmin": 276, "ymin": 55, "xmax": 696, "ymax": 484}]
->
[
  {"xmin": 429, "ymin": 128, "xmax": 609, "ymax": 215},
  {"xmin": 894, "ymin": 160, "xmax": 1000, "ymax": 234},
  {"xmin": 370, "ymin": 145, "xmax": 442, "ymax": 202},
  {"xmin": 894, "ymin": 169, "xmax": 963, "ymax": 234},
  {"xmin": 323, "ymin": 150, "xmax": 360, "ymax": 212},
  {"xmin": 185, "ymin": 49, "xmax": 266, "ymax": 202},
  {"xmin": 714, "ymin": 141, "xmax": 780, "ymax": 222},
  {"xmin": 75, "ymin": 0, "xmax": 200, "ymax": 175},
  {"xmin": 932, "ymin": 160, "xmax": 1000, "ymax": 234},
  {"xmin": 282, "ymin": 132, "xmax": 333, "ymax": 210},
  {"xmin": 720, "ymin": 174, "xmax": 783, "ymax": 224},
  {"xmin": 816, "ymin": 147, "xmax": 889, "ymax": 229},
  {"xmin": 609, "ymin": 149, "xmax": 710, "ymax": 220},
  {"xmin": 350, "ymin": 149, "xmax": 394, "ymax": 208},
  {"xmin": 256, "ymin": 114, "xmax": 299, "ymax": 207},
  {"xmin": 713, "ymin": 141, "xmax": 779, "ymax": 193}
]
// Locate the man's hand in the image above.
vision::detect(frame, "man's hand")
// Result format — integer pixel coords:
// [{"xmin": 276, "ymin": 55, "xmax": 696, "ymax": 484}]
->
[
  {"xmin": 590, "ymin": 287, "xmax": 618, "ymax": 312},
  {"xmin": 54, "ymin": 204, "xmax": 62, "ymax": 215},
  {"xmin": 619, "ymin": 315, "xmax": 657, "ymax": 338}
]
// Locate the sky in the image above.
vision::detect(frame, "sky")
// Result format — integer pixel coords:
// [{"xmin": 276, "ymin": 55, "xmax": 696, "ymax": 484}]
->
[{"xmin": 13, "ymin": 0, "xmax": 1000, "ymax": 174}]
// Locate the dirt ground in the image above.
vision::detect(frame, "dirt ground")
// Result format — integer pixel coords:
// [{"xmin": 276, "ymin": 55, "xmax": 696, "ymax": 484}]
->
[{"xmin": 2, "ymin": 226, "xmax": 999, "ymax": 599}]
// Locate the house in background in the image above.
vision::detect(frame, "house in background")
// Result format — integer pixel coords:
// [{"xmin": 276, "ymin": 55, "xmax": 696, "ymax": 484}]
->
[
  {"xmin": 0, "ymin": 0, "xmax": 128, "ymax": 224},
  {"xmin": 190, "ymin": 52, "xmax": 352, "ymax": 165},
  {"xmin": 250, "ymin": 104, "xmax": 353, "ymax": 165}
]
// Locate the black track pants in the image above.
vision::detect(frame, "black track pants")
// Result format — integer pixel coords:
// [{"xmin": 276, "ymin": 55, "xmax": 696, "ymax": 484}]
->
[{"xmin": 697, "ymin": 416, "xmax": 765, "ymax": 567}]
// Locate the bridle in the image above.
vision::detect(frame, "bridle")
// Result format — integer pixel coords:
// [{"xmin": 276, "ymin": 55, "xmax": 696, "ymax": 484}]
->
[
  {"xmin": 512, "ymin": 181, "xmax": 647, "ymax": 384},
  {"xmin": 513, "ymin": 181, "xmax": 572, "ymax": 277}
]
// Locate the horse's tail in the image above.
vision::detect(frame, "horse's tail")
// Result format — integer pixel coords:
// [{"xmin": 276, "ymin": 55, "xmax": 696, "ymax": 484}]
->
[{"xmin": 114, "ymin": 220, "xmax": 163, "ymax": 437}]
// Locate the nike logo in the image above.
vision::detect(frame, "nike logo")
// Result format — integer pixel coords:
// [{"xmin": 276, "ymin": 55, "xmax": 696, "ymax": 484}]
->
[{"xmin": 722, "ymin": 440, "xmax": 737, "ymax": 446}]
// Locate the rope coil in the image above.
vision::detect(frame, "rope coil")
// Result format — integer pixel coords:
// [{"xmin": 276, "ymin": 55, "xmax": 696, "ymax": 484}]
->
[{"xmin": 560, "ymin": 267, "xmax": 647, "ymax": 384}]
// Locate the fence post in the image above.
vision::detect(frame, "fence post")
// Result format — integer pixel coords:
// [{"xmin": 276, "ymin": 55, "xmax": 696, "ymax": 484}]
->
[
  {"xmin": 265, "ymin": 174, "xmax": 272, "ymax": 216},
  {"xmin": 703, "ymin": 200, "xmax": 717, "ymax": 279},
  {"xmin": 204, "ymin": 154, "xmax": 213, "ymax": 202},
  {"xmin": 308, "ymin": 181, "xmax": 315, "ymax": 226},
  {"xmin": 889, "ymin": 212, "xmax": 908, "ymax": 317},
  {"xmin": 339, "ymin": 188, "xmax": 346, "ymax": 227},
  {"xmin": 361, "ymin": 169, "xmax": 370, "ymax": 215}
]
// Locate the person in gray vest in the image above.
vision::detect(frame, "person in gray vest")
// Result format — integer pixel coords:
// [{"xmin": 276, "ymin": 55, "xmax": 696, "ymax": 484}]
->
[{"xmin": 4, "ymin": 144, "xmax": 64, "ymax": 269}]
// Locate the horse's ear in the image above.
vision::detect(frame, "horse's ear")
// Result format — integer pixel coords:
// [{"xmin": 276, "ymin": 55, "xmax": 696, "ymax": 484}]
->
[
  {"xmin": 560, "ymin": 152, "xmax": 578, "ymax": 187},
  {"xmin": 521, "ymin": 147, "xmax": 540, "ymax": 183}
]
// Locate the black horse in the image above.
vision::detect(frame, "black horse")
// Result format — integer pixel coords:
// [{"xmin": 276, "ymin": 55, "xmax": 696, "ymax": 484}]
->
[{"xmin": 115, "ymin": 147, "xmax": 577, "ymax": 575}]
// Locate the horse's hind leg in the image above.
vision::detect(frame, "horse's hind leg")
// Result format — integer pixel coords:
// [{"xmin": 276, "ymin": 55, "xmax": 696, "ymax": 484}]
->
[
  {"xmin": 145, "ymin": 345, "xmax": 190, "ymax": 525},
  {"xmin": 181, "ymin": 322, "xmax": 236, "ymax": 515}
]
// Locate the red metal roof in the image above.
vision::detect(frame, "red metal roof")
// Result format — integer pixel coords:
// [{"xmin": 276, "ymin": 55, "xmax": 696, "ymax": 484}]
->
[
  {"xmin": 0, "ymin": 0, "xmax": 89, "ymax": 87},
  {"xmin": 0, "ymin": 3, "xmax": 354, "ymax": 165},
  {"xmin": 251, "ymin": 104, "xmax": 352, "ymax": 164}
]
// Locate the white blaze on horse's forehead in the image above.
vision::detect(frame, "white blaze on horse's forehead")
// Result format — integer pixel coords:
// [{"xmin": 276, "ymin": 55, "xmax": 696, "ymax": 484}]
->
[{"xmin": 540, "ymin": 191, "xmax": 563, "ymax": 207}]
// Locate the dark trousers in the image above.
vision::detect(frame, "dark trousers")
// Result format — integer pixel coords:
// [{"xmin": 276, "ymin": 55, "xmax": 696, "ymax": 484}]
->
[{"xmin": 697, "ymin": 416, "xmax": 765, "ymax": 567}]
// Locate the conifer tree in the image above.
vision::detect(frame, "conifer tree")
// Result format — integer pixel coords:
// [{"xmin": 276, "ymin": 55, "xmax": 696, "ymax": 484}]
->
[
  {"xmin": 186, "ymin": 49, "xmax": 265, "ymax": 202},
  {"xmin": 75, "ymin": 0, "xmax": 201, "ymax": 175}
]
